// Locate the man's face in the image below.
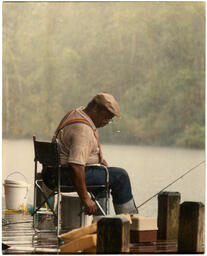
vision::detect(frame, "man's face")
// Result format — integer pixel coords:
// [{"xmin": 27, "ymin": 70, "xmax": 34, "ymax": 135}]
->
[{"xmin": 94, "ymin": 109, "xmax": 114, "ymax": 128}]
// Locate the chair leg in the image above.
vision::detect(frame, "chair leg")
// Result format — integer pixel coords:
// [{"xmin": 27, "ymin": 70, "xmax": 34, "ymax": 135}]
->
[
  {"xmin": 56, "ymin": 191, "xmax": 61, "ymax": 236},
  {"xmin": 102, "ymin": 165, "xmax": 110, "ymax": 215},
  {"xmin": 33, "ymin": 181, "xmax": 38, "ymax": 229},
  {"xmin": 105, "ymin": 190, "xmax": 109, "ymax": 215},
  {"xmin": 107, "ymin": 192, "xmax": 110, "ymax": 215},
  {"xmin": 106, "ymin": 191, "xmax": 110, "ymax": 215},
  {"xmin": 33, "ymin": 162, "xmax": 38, "ymax": 229},
  {"xmin": 57, "ymin": 166, "xmax": 61, "ymax": 237}
]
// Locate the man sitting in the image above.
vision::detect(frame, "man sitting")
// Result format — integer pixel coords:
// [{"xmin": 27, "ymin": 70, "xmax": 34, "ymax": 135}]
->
[{"xmin": 43, "ymin": 92, "xmax": 138, "ymax": 215}]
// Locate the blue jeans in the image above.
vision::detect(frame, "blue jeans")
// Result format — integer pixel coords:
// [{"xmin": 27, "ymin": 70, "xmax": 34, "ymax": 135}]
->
[{"xmin": 42, "ymin": 165, "xmax": 133, "ymax": 205}]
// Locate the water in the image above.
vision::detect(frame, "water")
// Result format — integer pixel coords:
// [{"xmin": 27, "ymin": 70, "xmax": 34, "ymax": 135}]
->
[{"xmin": 2, "ymin": 139, "xmax": 205, "ymax": 217}]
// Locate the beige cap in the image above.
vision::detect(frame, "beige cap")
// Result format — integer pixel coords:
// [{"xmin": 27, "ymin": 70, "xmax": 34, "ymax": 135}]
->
[{"xmin": 93, "ymin": 92, "xmax": 121, "ymax": 117}]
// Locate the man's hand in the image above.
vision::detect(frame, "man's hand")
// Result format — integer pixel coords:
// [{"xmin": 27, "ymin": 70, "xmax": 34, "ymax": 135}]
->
[
  {"xmin": 83, "ymin": 197, "xmax": 97, "ymax": 215},
  {"xmin": 101, "ymin": 159, "xmax": 108, "ymax": 166},
  {"xmin": 69, "ymin": 163, "xmax": 97, "ymax": 215}
]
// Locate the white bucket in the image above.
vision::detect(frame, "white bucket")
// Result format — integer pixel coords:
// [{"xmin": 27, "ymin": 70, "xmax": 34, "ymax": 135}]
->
[
  {"xmin": 3, "ymin": 171, "xmax": 30, "ymax": 210},
  {"xmin": 61, "ymin": 192, "xmax": 93, "ymax": 232}
]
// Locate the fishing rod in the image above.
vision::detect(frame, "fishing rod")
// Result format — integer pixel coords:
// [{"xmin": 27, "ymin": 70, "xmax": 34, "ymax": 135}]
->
[{"xmin": 136, "ymin": 160, "xmax": 205, "ymax": 209}]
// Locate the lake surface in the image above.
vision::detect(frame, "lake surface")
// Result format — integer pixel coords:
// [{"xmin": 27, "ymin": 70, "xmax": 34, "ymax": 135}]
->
[{"xmin": 2, "ymin": 139, "xmax": 205, "ymax": 217}]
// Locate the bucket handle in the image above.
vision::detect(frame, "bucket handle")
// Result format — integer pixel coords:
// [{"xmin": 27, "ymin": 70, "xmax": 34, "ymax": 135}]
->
[
  {"xmin": 6, "ymin": 171, "xmax": 28, "ymax": 184},
  {"xmin": 5, "ymin": 171, "xmax": 29, "ymax": 201}
]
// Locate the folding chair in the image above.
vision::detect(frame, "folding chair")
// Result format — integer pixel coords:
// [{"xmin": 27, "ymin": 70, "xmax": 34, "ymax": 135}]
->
[{"xmin": 32, "ymin": 136, "xmax": 109, "ymax": 236}]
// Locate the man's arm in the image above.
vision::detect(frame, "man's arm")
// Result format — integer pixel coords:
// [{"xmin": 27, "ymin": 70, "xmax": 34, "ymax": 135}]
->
[{"xmin": 69, "ymin": 163, "xmax": 97, "ymax": 215}]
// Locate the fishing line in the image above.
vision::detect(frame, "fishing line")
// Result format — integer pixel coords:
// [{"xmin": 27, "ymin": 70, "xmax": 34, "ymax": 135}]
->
[{"xmin": 136, "ymin": 160, "xmax": 205, "ymax": 209}]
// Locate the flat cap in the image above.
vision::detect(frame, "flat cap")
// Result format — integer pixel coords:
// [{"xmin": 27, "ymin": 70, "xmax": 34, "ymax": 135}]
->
[{"xmin": 93, "ymin": 92, "xmax": 121, "ymax": 117}]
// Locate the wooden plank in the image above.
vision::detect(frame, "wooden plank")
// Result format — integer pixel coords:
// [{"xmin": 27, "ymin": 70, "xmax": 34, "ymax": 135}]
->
[
  {"xmin": 3, "ymin": 210, "xmax": 200, "ymax": 254},
  {"xmin": 130, "ymin": 240, "xmax": 177, "ymax": 253}
]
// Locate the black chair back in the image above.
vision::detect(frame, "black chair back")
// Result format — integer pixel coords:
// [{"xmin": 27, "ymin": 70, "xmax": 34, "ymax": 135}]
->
[{"xmin": 33, "ymin": 136, "xmax": 59, "ymax": 166}]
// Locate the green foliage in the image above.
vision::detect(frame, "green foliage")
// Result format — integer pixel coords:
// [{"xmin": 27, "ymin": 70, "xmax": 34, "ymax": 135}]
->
[
  {"xmin": 176, "ymin": 123, "xmax": 205, "ymax": 148},
  {"xmin": 3, "ymin": 2, "xmax": 205, "ymax": 148}
]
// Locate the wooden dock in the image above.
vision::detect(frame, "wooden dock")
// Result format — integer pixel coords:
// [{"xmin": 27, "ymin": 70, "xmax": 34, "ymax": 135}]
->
[
  {"xmin": 2, "ymin": 210, "xmax": 178, "ymax": 254},
  {"xmin": 2, "ymin": 210, "xmax": 59, "ymax": 254}
]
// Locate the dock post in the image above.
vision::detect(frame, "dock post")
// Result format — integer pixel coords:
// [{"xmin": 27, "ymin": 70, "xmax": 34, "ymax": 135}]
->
[
  {"xmin": 178, "ymin": 201, "xmax": 204, "ymax": 253},
  {"xmin": 97, "ymin": 216, "xmax": 130, "ymax": 253},
  {"xmin": 158, "ymin": 191, "xmax": 181, "ymax": 240}
]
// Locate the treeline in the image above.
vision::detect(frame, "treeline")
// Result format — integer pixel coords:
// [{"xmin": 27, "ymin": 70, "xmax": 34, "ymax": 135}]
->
[{"xmin": 3, "ymin": 2, "xmax": 205, "ymax": 148}]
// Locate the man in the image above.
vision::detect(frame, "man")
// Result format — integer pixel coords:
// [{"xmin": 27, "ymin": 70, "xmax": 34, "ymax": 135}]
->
[{"xmin": 44, "ymin": 92, "xmax": 138, "ymax": 215}]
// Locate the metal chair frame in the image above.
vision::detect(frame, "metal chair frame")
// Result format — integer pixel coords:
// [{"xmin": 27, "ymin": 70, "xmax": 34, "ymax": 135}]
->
[{"xmin": 32, "ymin": 136, "xmax": 109, "ymax": 236}]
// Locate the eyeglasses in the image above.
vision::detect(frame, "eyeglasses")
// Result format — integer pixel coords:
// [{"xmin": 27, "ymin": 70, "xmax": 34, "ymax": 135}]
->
[
  {"xmin": 100, "ymin": 109, "xmax": 114, "ymax": 123},
  {"xmin": 103, "ymin": 114, "xmax": 114, "ymax": 122},
  {"xmin": 104, "ymin": 116, "xmax": 113, "ymax": 121}
]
